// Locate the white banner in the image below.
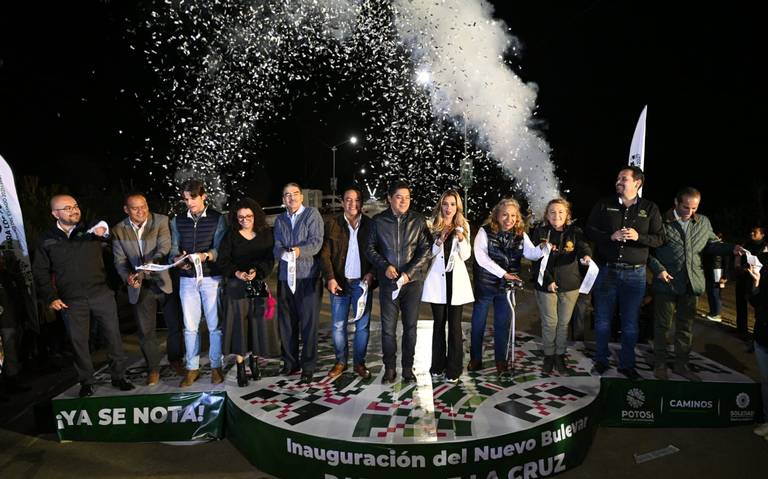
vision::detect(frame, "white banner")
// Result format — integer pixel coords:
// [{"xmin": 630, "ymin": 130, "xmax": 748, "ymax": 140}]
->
[
  {"xmin": 0, "ymin": 154, "xmax": 39, "ymax": 332},
  {"xmin": 628, "ymin": 105, "xmax": 647, "ymax": 196}
]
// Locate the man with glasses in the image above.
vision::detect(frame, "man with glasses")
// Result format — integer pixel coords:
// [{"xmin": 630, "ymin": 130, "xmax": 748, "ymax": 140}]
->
[
  {"xmin": 170, "ymin": 180, "xmax": 227, "ymax": 387},
  {"xmin": 273, "ymin": 183, "xmax": 324, "ymax": 383},
  {"xmin": 319, "ymin": 186, "xmax": 375, "ymax": 379},
  {"xmin": 366, "ymin": 181, "xmax": 432, "ymax": 383},
  {"xmin": 32, "ymin": 195, "xmax": 135, "ymax": 397},
  {"xmin": 113, "ymin": 192, "xmax": 184, "ymax": 386}
]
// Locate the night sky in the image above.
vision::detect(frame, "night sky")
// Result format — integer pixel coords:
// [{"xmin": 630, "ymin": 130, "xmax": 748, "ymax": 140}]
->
[{"xmin": 0, "ymin": 1, "xmax": 764, "ymax": 239}]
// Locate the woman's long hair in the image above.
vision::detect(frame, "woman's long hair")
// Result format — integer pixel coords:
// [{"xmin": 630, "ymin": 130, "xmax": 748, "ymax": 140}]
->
[
  {"xmin": 542, "ymin": 198, "xmax": 573, "ymax": 228},
  {"xmin": 485, "ymin": 198, "xmax": 525, "ymax": 235},
  {"xmin": 429, "ymin": 190, "xmax": 469, "ymax": 235},
  {"xmin": 229, "ymin": 197, "xmax": 268, "ymax": 235}
]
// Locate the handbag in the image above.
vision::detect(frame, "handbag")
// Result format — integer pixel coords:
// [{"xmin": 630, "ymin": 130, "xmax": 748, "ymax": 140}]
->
[{"xmin": 263, "ymin": 283, "xmax": 276, "ymax": 320}]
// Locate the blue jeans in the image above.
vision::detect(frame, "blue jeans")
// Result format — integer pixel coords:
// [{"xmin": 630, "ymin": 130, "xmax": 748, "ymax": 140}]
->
[
  {"xmin": 593, "ymin": 266, "xmax": 646, "ymax": 369},
  {"xmin": 330, "ymin": 279, "xmax": 373, "ymax": 366},
  {"xmin": 180, "ymin": 276, "xmax": 223, "ymax": 370},
  {"xmin": 755, "ymin": 342, "xmax": 768, "ymax": 420},
  {"xmin": 470, "ymin": 292, "xmax": 512, "ymax": 362}
]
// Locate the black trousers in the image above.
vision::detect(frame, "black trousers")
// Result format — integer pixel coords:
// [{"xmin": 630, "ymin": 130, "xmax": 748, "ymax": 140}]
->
[
  {"xmin": 379, "ymin": 281, "xmax": 424, "ymax": 372},
  {"xmin": 132, "ymin": 281, "xmax": 183, "ymax": 371},
  {"xmin": 278, "ymin": 278, "xmax": 321, "ymax": 373},
  {"xmin": 62, "ymin": 290, "xmax": 126, "ymax": 385},
  {"xmin": 430, "ymin": 303, "xmax": 464, "ymax": 378}
]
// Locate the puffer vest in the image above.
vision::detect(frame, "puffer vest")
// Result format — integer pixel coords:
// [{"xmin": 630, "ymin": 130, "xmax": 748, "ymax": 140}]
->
[
  {"xmin": 175, "ymin": 209, "xmax": 222, "ymax": 277},
  {"xmin": 474, "ymin": 224, "xmax": 523, "ymax": 296}
]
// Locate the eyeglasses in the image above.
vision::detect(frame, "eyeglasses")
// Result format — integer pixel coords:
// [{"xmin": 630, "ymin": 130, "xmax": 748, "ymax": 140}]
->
[
  {"xmin": 283, "ymin": 192, "xmax": 301, "ymax": 198},
  {"xmin": 237, "ymin": 214, "xmax": 254, "ymax": 221},
  {"xmin": 55, "ymin": 205, "xmax": 80, "ymax": 212}
]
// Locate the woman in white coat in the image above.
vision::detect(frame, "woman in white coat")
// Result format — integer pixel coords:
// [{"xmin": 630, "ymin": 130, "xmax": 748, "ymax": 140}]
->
[{"xmin": 422, "ymin": 190, "xmax": 474, "ymax": 382}]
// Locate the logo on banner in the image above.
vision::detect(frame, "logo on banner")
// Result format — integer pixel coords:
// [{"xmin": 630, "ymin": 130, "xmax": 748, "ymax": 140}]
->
[
  {"xmin": 668, "ymin": 399, "xmax": 715, "ymax": 410},
  {"xmin": 736, "ymin": 392, "xmax": 750, "ymax": 409},
  {"xmin": 730, "ymin": 392, "xmax": 755, "ymax": 422},
  {"xmin": 621, "ymin": 388, "xmax": 654, "ymax": 423}
]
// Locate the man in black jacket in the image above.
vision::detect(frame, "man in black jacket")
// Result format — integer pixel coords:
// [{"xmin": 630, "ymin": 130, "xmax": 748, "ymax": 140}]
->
[
  {"xmin": 320, "ymin": 186, "xmax": 375, "ymax": 379},
  {"xmin": 366, "ymin": 181, "xmax": 432, "ymax": 383},
  {"xmin": 586, "ymin": 167, "xmax": 664, "ymax": 380},
  {"xmin": 32, "ymin": 194, "xmax": 134, "ymax": 398}
]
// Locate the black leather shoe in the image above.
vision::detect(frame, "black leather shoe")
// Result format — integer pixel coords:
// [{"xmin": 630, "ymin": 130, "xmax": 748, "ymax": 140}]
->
[
  {"xmin": 382, "ymin": 369, "xmax": 396, "ymax": 384},
  {"xmin": 279, "ymin": 366, "xmax": 301, "ymax": 376},
  {"xmin": 593, "ymin": 362, "xmax": 610, "ymax": 375},
  {"xmin": 617, "ymin": 367, "xmax": 643, "ymax": 382},
  {"xmin": 79, "ymin": 384, "xmax": 95, "ymax": 398},
  {"xmin": 299, "ymin": 372, "xmax": 314, "ymax": 384},
  {"xmin": 111, "ymin": 378, "xmax": 136, "ymax": 391},
  {"xmin": 401, "ymin": 368, "xmax": 416, "ymax": 383}
]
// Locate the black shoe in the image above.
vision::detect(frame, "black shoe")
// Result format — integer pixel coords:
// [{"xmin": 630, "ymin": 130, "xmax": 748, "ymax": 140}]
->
[
  {"xmin": 236, "ymin": 361, "xmax": 249, "ymax": 387},
  {"xmin": 111, "ymin": 378, "xmax": 136, "ymax": 391},
  {"xmin": 617, "ymin": 367, "xmax": 643, "ymax": 382},
  {"xmin": 401, "ymin": 371, "xmax": 416, "ymax": 383},
  {"xmin": 554, "ymin": 355, "xmax": 568, "ymax": 374},
  {"xmin": 382, "ymin": 369, "xmax": 396, "ymax": 384},
  {"xmin": 593, "ymin": 362, "xmax": 610, "ymax": 375},
  {"xmin": 249, "ymin": 355, "xmax": 261, "ymax": 380},
  {"xmin": 299, "ymin": 372, "xmax": 314, "ymax": 384},
  {"xmin": 542, "ymin": 355, "xmax": 554, "ymax": 374},
  {"xmin": 279, "ymin": 366, "xmax": 301, "ymax": 376},
  {"xmin": 79, "ymin": 384, "xmax": 95, "ymax": 398}
]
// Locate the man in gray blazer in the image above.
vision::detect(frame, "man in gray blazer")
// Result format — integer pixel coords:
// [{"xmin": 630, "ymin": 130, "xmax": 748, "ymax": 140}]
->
[{"xmin": 112, "ymin": 192, "xmax": 183, "ymax": 385}]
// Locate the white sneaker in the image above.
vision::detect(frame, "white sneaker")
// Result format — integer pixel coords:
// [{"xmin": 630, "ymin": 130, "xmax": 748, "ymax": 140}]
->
[
  {"xmin": 754, "ymin": 423, "xmax": 768, "ymax": 437},
  {"xmin": 706, "ymin": 315, "xmax": 722, "ymax": 322}
]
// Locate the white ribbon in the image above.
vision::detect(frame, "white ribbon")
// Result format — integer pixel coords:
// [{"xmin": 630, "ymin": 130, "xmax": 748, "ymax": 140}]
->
[
  {"xmin": 350, "ymin": 281, "xmax": 369, "ymax": 323},
  {"xmin": 286, "ymin": 250, "xmax": 297, "ymax": 294},
  {"xmin": 537, "ymin": 243, "xmax": 553, "ymax": 286},
  {"xmin": 579, "ymin": 260, "xmax": 599, "ymax": 294},
  {"xmin": 137, "ymin": 254, "xmax": 189, "ymax": 272},
  {"xmin": 191, "ymin": 254, "xmax": 204, "ymax": 285},
  {"xmin": 505, "ymin": 288, "xmax": 517, "ymax": 370},
  {"xmin": 391, "ymin": 275, "xmax": 406, "ymax": 301}
]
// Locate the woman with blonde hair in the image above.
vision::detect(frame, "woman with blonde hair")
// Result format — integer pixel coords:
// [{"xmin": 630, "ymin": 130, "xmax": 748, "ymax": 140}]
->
[
  {"xmin": 469, "ymin": 198, "xmax": 544, "ymax": 373},
  {"xmin": 529, "ymin": 198, "xmax": 591, "ymax": 374},
  {"xmin": 422, "ymin": 190, "xmax": 474, "ymax": 382}
]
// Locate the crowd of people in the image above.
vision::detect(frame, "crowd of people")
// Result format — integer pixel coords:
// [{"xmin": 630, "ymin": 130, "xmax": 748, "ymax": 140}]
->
[{"xmin": 1, "ymin": 167, "xmax": 766, "ymax": 438}]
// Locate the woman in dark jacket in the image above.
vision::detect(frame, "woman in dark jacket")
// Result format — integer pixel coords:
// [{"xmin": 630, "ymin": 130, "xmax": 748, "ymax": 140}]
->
[
  {"xmin": 529, "ymin": 199, "xmax": 592, "ymax": 374},
  {"xmin": 218, "ymin": 198, "xmax": 274, "ymax": 386}
]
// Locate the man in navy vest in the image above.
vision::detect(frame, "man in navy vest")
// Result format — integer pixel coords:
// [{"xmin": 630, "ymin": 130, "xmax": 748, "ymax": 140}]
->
[
  {"xmin": 170, "ymin": 180, "xmax": 227, "ymax": 387},
  {"xmin": 273, "ymin": 182, "xmax": 324, "ymax": 383}
]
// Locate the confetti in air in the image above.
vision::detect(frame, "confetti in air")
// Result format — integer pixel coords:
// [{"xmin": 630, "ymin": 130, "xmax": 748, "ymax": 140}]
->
[{"xmin": 132, "ymin": 0, "xmax": 559, "ymax": 216}]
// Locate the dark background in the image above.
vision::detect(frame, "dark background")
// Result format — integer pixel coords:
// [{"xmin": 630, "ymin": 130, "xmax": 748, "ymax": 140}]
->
[{"xmin": 0, "ymin": 0, "xmax": 765, "ymax": 241}]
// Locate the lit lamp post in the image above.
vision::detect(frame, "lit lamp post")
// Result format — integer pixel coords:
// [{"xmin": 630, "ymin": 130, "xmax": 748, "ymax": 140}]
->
[{"xmin": 330, "ymin": 135, "xmax": 358, "ymax": 199}]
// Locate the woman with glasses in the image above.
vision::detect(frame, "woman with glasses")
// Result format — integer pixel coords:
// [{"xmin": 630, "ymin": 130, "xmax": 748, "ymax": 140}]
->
[
  {"xmin": 422, "ymin": 190, "xmax": 474, "ymax": 382},
  {"xmin": 218, "ymin": 197, "xmax": 274, "ymax": 386}
]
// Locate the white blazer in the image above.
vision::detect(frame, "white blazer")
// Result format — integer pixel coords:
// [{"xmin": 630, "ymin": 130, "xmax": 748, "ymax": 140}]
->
[{"xmin": 421, "ymin": 223, "xmax": 474, "ymax": 305}]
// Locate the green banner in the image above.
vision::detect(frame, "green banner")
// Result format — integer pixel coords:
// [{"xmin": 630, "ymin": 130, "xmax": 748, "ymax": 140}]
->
[
  {"xmin": 227, "ymin": 395, "xmax": 602, "ymax": 479},
  {"xmin": 53, "ymin": 392, "xmax": 226, "ymax": 442},
  {"xmin": 600, "ymin": 378, "xmax": 763, "ymax": 427}
]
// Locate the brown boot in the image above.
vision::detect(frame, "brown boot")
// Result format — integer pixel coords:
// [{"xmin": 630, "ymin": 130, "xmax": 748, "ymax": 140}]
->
[
  {"xmin": 180, "ymin": 369, "xmax": 200, "ymax": 387},
  {"xmin": 353, "ymin": 363, "xmax": 371, "ymax": 379},
  {"xmin": 169, "ymin": 359, "xmax": 186, "ymax": 377},
  {"xmin": 147, "ymin": 370, "xmax": 160, "ymax": 386},
  {"xmin": 327, "ymin": 362, "xmax": 347, "ymax": 378},
  {"xmin": 495, "ymin": 361, "xmax": 509, "ymax": 374},
  {"xmin": 467, "ymin": 359, "xmax": 483, "ymax": 371},
  {"xmin": 211, "ymin": 367, "xmax": 224, "ymax": 385}
]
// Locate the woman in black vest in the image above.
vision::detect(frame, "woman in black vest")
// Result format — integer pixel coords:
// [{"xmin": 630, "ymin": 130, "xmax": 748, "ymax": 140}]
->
[
  {"xmin": 529, "ymin": 198, "xmax": 592, "ymax": 374},
  {"xmin": 218, "ymin": 198, "xmax": 274, "ymax": 386},
  {"xmin": 469, "ymin": 198, "xmax": 544, "ymax": 373}
]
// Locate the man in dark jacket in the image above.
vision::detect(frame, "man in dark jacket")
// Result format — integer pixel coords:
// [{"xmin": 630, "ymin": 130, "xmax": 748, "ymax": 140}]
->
[
  {"xmin": 366, "ymin": 181, "xmax": 432, "ymax": 383},
  {"xmin": 586, "ymin": 166, "xmax": 664, "ymax": 380},
  {"xmin": 32, "ymin": 194, "xmax": 134, "ymax": 398},
  {"xmin": 319, "ymin": 186, "xmax": 375, "ymax": 379},
  {"xmin": 649, "ymin": 187, "xmax": 745, "ymax": 381}
]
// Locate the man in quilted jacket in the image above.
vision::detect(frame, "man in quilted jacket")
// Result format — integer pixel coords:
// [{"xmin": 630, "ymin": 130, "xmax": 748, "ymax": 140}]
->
[{"xmin": 649, "ymin": 187, "xmax": 745, "ymax": 381}]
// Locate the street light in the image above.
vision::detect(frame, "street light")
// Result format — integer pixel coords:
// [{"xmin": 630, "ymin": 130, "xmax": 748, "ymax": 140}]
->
[{"xmin": 330, "ymin": 135, "xmax": 358, "ymax": 199}]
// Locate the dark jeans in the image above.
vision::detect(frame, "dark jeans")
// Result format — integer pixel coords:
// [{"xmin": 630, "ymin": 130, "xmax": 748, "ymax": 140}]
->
[
  {"xmin": 430, "ymin": 303, "xmax": 464, "ymax": 378},
  {"xmin": 593, "ymin": 265, "xmax": 646, "ymax": 369},
  {"xmin": 470, "ymin": 292, "xmax": 512, "ymax": 362},
  {"xmin": 132, "ymin": 282, "xmax": 181, "ymax": 371},
  {"xmin": 653, "ymin": 292, "xmax": 697, "ymax": 367},
  {"xmin": 278, "ymin": 277, "xmax": 321, "ymax": 373},
  {"xmin": 61, "ymin": 290, "xmax": 126, "ymax": 385},
  {"xmin": 705, "ymin": 278, "xmax": 722, "ymax": 317},
  {"xmin": 379, "ymin": 281, "xmax": 424, "ymax": 372},
  {"xmin": 736, "ymin": 274, "xmax": 752, "ymax": 335}
]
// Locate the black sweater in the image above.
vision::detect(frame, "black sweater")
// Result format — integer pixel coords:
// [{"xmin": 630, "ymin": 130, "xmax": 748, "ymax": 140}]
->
[{"xmin": 529, "ymin": 224, "xmax": 592, "ymax": 292}]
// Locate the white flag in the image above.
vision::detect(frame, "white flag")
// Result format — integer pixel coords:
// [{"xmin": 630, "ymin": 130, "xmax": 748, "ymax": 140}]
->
[{"xmin": 628, "ymin": 105, "xmax": 647, "ymax": 197}]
